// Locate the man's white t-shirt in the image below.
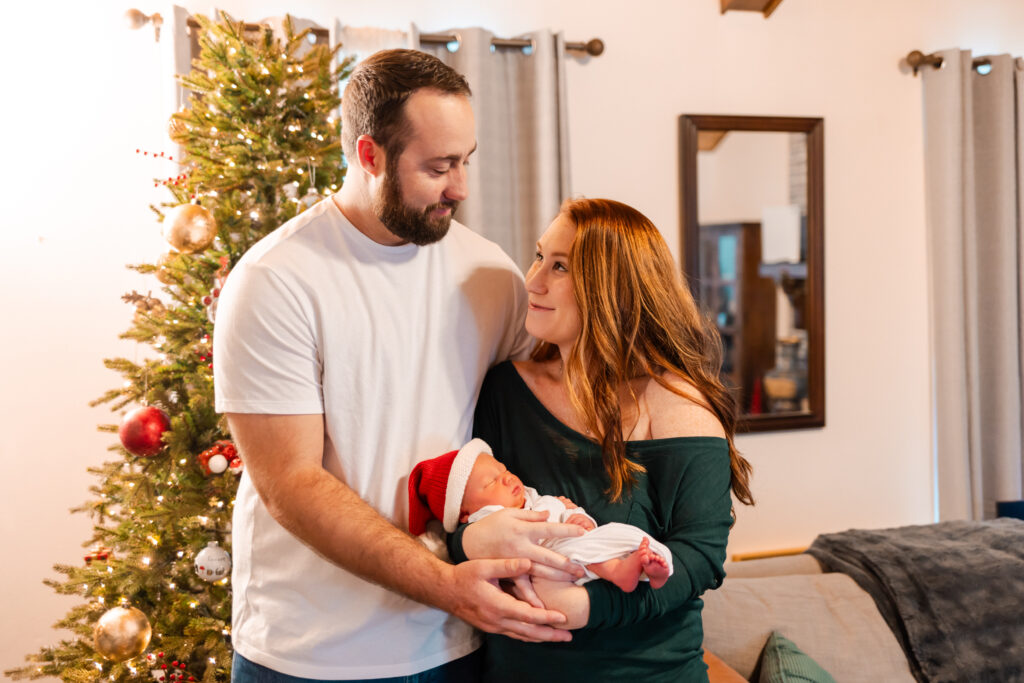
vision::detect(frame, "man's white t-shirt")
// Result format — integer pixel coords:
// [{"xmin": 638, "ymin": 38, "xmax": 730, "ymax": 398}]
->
[{"xmin": 213, "ymin": 197, "xmax": 531, "ymax": 678}]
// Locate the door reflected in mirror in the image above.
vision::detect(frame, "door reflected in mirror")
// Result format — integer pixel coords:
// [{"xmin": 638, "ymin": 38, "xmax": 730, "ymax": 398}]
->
[{"xmin": 679, "ymin": 115, "xmax": 824, "ymax": 432}]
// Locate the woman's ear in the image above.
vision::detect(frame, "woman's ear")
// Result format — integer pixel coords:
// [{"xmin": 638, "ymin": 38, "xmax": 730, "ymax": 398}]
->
[{"xmin": 459, "ymin": 510, "xmax": 470, "ymax": 523}]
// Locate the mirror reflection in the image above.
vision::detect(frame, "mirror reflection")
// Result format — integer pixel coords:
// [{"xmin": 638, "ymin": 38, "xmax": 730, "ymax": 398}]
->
[{"xmin": 679, "ymin": 115, "xmax": 824, "ymax": 432}]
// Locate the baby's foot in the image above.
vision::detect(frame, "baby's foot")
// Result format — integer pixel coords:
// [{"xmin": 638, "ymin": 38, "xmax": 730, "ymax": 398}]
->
[{"xmin": 640, "ymin": 539, "xmax": 671, "ymax": 589}]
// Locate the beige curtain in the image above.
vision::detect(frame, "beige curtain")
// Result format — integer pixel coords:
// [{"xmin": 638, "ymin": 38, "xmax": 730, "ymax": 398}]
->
[
  {"xmin": 421, "ymin": 29, "xmax": 572, "ymax": 270},
  {"xmin": 333, "ymin": 23, "xmax": 419, "ymax": 62},
  {"xmin": 922, "ymin": 50, "xmax": 1024, "ymax": 520}
]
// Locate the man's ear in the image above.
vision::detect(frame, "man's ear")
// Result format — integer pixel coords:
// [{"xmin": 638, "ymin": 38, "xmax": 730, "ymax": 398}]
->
[
  {"xmin": 459, "ymin": 510, "xmax": 470, "ymax": 523},
  {"xmin": 355, "ymin": 135, "xmax": 385, "ymax": 176}
]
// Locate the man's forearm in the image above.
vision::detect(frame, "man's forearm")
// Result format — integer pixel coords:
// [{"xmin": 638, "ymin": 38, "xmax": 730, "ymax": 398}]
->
[
  {"xmin": 260, "ymin": 464, "xmax": 454, "ymax": 609},
  {"xmin": 258, "ymin": 465, "xmax": 573, "ymax": 641},
  {"xmin": 225, "ymin": 412, "xmax": 571, "ymax": 641}
]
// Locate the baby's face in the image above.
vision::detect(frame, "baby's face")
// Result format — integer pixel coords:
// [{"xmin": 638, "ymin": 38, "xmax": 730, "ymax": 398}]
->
[{"xmin": 461, "ymin": 453, "xmax": 527, "ymax": 518}]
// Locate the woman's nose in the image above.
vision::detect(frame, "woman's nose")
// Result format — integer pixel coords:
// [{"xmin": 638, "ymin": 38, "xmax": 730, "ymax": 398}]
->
[{"xmin": 526, "ymin": 266, "xmax": 545, "ymax": 293}]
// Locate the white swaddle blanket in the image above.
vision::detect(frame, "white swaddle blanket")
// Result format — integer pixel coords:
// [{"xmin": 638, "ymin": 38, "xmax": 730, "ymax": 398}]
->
[{"xmin": 468, "ymin": 487, "xmax": 674, "ymax": 585}]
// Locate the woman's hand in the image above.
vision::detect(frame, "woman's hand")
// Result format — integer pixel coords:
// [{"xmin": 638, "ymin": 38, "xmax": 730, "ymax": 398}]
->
[
  {"xmin": 507, "ymin": 574, "xmax": 545, "ymax": 609},
  {"xmin": 462, "ymin": 508, "xmax": 587, "ymax": 581}
]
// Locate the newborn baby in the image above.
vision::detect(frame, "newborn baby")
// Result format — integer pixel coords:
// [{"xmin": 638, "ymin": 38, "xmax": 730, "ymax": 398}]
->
[{"xmin": 409, "ymin": 438, "xmax": 672, "ymax": 592}]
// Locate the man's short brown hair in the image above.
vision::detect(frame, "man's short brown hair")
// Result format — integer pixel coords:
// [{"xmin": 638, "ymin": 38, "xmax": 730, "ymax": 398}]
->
[{"xmin": 341, "ymin": 49, "xmax": 471, "ymax": 163}]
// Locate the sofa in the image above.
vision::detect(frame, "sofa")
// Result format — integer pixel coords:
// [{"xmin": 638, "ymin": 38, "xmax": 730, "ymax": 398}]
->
[
  {"xmin": 701, "ymin": 553, "xmax": 915, "ymax": 682},
  {"xmin": 699, "ymin": 519, "xmax": 1024, "ymax": 683}
]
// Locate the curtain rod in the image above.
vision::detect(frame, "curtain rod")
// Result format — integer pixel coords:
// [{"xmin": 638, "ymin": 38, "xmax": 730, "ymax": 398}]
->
[
  {"xmin": 182, "ymin": 18, "xmax": 604, "ymax": 57},
  {"xmin": 905, "ymin": 50, "xmax": 991, "ymax": 76},
  {"xmin": 419, "ymin": 32, "xmax": 604, "ymax": 57}
]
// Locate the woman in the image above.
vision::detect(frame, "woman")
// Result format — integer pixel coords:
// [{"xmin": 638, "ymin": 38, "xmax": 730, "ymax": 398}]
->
[{"xmin": 450, "ymin": 198, "xmax": 754, "ymax": 682}]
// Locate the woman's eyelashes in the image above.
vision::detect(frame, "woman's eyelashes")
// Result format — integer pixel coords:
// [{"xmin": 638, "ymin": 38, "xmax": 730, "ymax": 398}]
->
[{"xmin": 534, "ymin": 251, "xmax": 568, "ymax": 272}]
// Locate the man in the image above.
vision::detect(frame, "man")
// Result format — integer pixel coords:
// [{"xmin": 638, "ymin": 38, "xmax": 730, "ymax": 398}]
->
[{"xmin": 214, "ymin": 49, "xmax": 582, "ymax": 681}]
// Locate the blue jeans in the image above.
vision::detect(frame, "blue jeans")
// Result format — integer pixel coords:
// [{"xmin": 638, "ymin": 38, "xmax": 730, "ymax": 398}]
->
[{"xmin": 231, "ymin": 650, "xmax": 483, "ymax": 683}]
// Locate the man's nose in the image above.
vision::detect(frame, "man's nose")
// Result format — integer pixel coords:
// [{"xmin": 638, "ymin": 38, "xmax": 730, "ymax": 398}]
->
[{"xmin": 444, "ymin": 164, "xmax": 469, "ymax": 202}]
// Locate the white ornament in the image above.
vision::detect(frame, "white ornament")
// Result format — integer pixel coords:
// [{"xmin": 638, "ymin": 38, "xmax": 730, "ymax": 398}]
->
[
  {"xmin": 207, "ymin": 454, "xmax": 228, "ymax": 474},
  {"xmin": 194, "ymin": 541, "xmax": 231, "ymax": 582},
  {"xmin": 206, "ymin": 296, "xmax": 219, "ymax": 324},
  {"xmin": 151, "ymin": 670, "xmax": 166, "ymax": 682},
  {"xmin": 300, "ymin": 187, "xmax": 322, "ymax": 209}
]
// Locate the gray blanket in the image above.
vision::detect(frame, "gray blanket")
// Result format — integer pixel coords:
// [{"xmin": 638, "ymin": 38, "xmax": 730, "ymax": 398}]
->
[{"xmin": 807, "ymin": 519, "xmax": 1024, "ymax": 683}]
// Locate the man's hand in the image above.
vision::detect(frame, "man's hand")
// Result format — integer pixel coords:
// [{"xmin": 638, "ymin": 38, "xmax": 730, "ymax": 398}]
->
[
  {"xmin": 565, "ymin": 513, "xmax": 596, "ymax": 531},
  {"xmin": 446, "ymin": 558, "xmax": 572, "ymax": 643},
  {"xmin": 462, "ymin": 508, "xmax": 586, "ymax": 581}
]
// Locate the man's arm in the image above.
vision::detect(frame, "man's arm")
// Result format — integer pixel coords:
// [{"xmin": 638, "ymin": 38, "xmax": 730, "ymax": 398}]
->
[{"xmin": 227, "ymin": 412, "xmax": 572, "ymax": 642}]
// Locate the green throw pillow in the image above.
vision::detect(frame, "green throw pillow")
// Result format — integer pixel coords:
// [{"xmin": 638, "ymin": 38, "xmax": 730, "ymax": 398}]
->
[{"xmin": 758, "ymin": 631, "xmax": 836, "ymax": 683}]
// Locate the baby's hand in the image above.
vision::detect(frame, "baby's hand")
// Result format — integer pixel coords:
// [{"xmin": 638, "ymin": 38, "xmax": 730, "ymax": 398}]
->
[
  {"xmin": 557, "ymin": 495, "xmax": 578, "ymax": 509},
  {"xmin": 565, "ymin": 513, "xmax": 596, "ymax": 531}
]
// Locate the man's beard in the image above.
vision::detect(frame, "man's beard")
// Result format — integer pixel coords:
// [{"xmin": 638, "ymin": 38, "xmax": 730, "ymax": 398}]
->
[{"xmin": 372, "ymin": 164, "xmax": 459, "ymax": 246}]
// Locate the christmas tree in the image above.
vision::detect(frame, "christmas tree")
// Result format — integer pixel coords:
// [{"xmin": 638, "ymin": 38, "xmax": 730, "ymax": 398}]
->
[{"xmin": 7, "ymin": 13, "xmax": 352, "ymax": 681}]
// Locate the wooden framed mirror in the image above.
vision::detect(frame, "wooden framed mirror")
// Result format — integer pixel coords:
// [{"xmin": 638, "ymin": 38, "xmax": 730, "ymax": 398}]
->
[{"xmin": 678, "ymin": 115, "xmax": 824, "ymax": 432}]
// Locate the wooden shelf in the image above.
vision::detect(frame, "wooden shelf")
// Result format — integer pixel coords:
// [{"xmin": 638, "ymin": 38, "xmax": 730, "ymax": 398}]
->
[{"xmin": 720, "ymin": 0, "xmax": 784, "ymax": 18}]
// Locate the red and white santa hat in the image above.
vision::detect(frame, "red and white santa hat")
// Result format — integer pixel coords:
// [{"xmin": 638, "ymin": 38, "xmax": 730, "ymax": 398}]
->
[{"xmin": 408, "ymin": 438, "xmax": 492, "ymax": 535}]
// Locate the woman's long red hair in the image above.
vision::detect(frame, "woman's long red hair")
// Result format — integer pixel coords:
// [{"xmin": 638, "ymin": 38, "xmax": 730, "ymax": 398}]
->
[{"xmin": 531, "ymin": 198, "xmax": 754, "ymax": 506}]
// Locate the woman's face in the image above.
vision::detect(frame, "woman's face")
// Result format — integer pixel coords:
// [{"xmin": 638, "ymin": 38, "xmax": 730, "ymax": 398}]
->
[{"xmin": 525, "ymin": 214, "xmax": 581, "ymax": 352}]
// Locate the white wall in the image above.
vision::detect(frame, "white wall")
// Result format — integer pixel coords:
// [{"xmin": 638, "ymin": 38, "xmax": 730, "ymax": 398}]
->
[
  {"xmin": 5, "ymin": 0, "xmax": 1024, "ymax": 671},
  {"xmin": 698, "ymin": 132, "xmax": 790, "ymax": 225}
]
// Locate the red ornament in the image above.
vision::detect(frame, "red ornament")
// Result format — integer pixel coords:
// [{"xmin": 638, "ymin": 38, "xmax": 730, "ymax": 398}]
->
[
  {"xmin": 84, "ymin": 545, "xmax": 113, "ymax": 564},
  {"xmin": 118, "ymin": 406, "xmax": 171, "ymax": 457},
  {"xmin": 198, "ymin": 440, "xmax": 240, "ymax": 475}
]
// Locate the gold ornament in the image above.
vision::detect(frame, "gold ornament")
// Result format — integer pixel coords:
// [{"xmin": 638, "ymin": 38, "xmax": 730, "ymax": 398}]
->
[
  {"xmin": 168, "ymin": 115, "xmax": 190, "ymax": 144},
  {"xmin": 124, "ymin": 290, "xmax": 167, "ymax": 323},
  {"xmin": 93, "ymin": 606, "xmax": 152, "ymax": 662},
  {"xmin": 155, "ymin": 250, "xmax": 178, "ymax": 285},
  {"xmin": 162, "ymin": 204, "xmax": 217, "ymax": 254}
]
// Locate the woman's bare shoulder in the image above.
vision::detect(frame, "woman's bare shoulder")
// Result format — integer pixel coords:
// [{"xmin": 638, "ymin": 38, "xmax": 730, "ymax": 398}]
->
[{"xmin": 643, "ymin": 372, "xmax": 727, "ymax": 439}]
